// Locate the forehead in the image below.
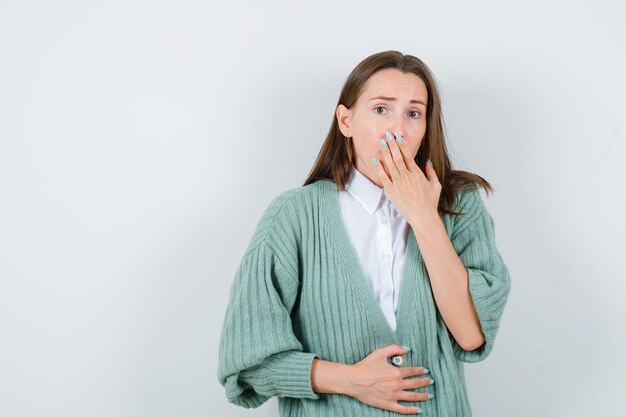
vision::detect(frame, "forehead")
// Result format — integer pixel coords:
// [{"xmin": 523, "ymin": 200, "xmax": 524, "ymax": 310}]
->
[{"xmin": 361, "ymin": 69, "xmax": 428, "ymax": 103}]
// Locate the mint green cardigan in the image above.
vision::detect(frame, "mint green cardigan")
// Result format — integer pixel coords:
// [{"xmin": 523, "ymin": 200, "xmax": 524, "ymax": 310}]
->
[{"xmin": 217, "ymin": 179, "xmax": 511, "ymax": 416}]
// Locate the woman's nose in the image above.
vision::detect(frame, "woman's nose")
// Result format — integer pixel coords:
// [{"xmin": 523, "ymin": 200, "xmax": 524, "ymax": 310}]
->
[
  {"xmin": 384, "ymin": 129, "xmax": 405, "ymax": 141},
  {"xmin": 386, "ymin": 117, "xmax": 406, "ymax": 141}
]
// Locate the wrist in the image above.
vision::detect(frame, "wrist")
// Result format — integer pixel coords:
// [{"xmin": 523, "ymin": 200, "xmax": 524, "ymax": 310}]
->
[
  {"xmin": 338, "ymin": 363, "xmax": 357, "ymax": 397},
  {"xmin": 311, "ymin": 359, "xmax": 357, "ymax": 396},
  {"xmin": 409, "ymin": 210, "xmax": 442, "ymax": 237}
]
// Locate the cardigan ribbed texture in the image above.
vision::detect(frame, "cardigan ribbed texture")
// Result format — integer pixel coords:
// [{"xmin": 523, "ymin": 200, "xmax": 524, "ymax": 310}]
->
[{"xmin": 217, "ymin": 179, "xmax": 511, "ymax": 416}]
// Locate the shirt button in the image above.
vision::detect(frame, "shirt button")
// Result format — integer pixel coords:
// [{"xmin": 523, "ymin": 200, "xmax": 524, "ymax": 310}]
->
[
  {"xmin": 381, "ymin": 218, "xmax": 388, "ymax": 224},
  {"xmin": 386, "ymin": 290, "xmax": 392, "ymax": 297},
  {"xmin": 382, "ymin": 253, "xmax": 390, "ymax": 259}
]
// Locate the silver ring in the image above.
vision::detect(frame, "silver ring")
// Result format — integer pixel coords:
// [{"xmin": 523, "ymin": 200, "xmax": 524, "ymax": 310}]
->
[{"xmin": 389, "ymin": 355, "xmax": 404, "ymax": 367}]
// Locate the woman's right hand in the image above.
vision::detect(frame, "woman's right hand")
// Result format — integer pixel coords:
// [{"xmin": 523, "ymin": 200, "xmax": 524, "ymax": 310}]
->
[{"xmin": 346, "ymin": 344, "xmax": 434, "ymax": 415}]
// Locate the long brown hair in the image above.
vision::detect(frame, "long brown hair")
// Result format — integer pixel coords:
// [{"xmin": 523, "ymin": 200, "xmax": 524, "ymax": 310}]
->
[{"xmin": 302, "ymin": 50, "xmax": 493, "ymax": 216}]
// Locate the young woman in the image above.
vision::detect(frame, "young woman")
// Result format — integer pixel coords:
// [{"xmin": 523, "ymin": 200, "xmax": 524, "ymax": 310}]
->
[{"xmin": 217, "ymin": 50, "xmax": 512, "ymax": 417}]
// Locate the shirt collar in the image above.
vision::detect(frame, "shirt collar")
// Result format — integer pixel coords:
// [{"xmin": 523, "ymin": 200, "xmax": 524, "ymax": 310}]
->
[{"xmin": 345, "ymin": 166, "xmax": 389, "ymax": 215}]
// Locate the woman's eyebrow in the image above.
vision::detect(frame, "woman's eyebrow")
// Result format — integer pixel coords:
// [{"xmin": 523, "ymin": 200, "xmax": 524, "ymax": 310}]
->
[{"xmin": 370, "ymin": 95, "xmax": 426, "ymax": 106}]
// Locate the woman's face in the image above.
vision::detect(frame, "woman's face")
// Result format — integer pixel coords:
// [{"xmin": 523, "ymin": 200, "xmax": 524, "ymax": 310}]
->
[{"xmin": 336, "ymin": 68, "xmax": 428, "ymax": 188}]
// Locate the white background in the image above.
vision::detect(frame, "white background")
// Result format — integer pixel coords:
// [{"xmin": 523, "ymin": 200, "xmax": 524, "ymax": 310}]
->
[{"xmin": 1, "ymin": 1, "xmax": 624, "ymax": 416}]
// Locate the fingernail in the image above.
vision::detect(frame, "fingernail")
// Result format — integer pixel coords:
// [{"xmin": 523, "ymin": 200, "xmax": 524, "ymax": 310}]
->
[
  {"xmin": 401, "ymin": 345, "xmax": 411, "ymax": 351},
  {"xmin": 428, "ymin": 159, "xmax": 433, "ymax": 166},
  {"xmin": 416, "ymin": 410, "xmax": 423, "ymax": 414},
  {"xmin": 385, "ymin": 131, "xmax": 393, "ymax": 141},
  {"xmin": 372, "ymin": 157, "xmax": 378, "ymax": 165},
  {"xmin": 396, "ymin": 134, "xmax": 403, "ymax": 144},
  {"xmin": 423, "ymin": 368, "xmax": 429, "ymax": 374},
  {"xmin": 428, "ymin": 393, "xmax": 434, "ymax": 399},
  {"xmin": 380, "ymin": 139, "xmax": 387, "ymax": 149},
  {"xmin": 429, "ymin": 378, "xmax": 435, "ymax": 385}
]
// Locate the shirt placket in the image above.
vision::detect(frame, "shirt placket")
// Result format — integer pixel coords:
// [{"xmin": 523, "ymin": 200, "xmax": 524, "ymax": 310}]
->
[{"xmin": 377, "ymin": 199, "xmax": 395, "ymax": 326}]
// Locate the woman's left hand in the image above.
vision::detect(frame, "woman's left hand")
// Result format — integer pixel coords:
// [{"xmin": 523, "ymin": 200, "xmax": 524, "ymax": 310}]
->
[{"xmin": 372, "ymin": 131, "xmax": 442, "ymax": 228}]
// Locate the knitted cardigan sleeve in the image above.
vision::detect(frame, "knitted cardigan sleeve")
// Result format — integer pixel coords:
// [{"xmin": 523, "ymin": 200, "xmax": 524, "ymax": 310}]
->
[
  {"xmin": 217, "ymin": 192, "xmax": 320, "ymax": 408},
  {"xmin": 448, "ymin": 188, "xmax": 512, "ymax": 363}
]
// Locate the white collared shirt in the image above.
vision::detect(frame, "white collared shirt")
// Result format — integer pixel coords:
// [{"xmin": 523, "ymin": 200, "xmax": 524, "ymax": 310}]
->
[{"xmin": 339, "ymin": 166, "xmax": 410, "ymax": 332}]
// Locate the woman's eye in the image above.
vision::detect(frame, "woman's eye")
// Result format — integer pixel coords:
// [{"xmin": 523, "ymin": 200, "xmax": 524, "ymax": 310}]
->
[
  {"xmin": 409, "ymin": 110, "xmax": 421, "ymax": 119},
  {"xmin": 375, "ymin": 106, "xmax": 421, "ymax": 119}
]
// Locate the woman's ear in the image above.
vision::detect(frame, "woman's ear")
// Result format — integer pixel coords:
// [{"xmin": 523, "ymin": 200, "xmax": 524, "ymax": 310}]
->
[{"xmin": 336, "ymin": 104, "xmax": 353, "ymax": 138}]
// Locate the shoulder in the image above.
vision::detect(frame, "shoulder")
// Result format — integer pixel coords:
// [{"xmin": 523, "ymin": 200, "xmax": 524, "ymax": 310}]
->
[
  {"xmin": 245, "ymin": 180, "xmax": 329, "ymax": 256},
  {"xmin": 453, "ymin": 186, "xmax": 484, "ymax": 217},
  {"xmin": 449, "ymin": 186, "xmax": 493, "ymax": 240},
  {"xmin": 261, "ymin": 180, "xmax": 328, "ymax": 219}
]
